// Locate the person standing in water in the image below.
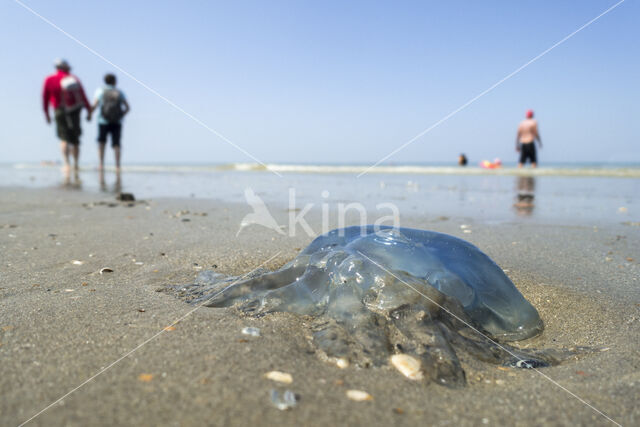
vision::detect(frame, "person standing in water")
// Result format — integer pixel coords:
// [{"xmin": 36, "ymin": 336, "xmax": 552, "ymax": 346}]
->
[
  {"xmin": 42, "ymin": 59, "xmax": 92, "ymax": 179},
  {"xmin": 516, "ymin": 109, "xmax": 542, "ymax": 168},
  {"xmin": 91, "ymin": 73, "xmax": 130, "ymax": 174}
]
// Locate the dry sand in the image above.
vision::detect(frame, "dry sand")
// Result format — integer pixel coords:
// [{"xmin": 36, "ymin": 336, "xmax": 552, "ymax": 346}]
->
[{"xmin": 0, "ymin": 187, "xmax": 638, "ymax": 426}]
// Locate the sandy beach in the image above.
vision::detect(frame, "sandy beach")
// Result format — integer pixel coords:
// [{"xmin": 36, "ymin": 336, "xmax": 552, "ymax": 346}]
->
[
  {"xmin": 3, "ymin": 0, "xmax": 638, "ymax": 424},
  {"xmin": 0, "ymin": 185, "xmax": 638, "ymax": 426}
]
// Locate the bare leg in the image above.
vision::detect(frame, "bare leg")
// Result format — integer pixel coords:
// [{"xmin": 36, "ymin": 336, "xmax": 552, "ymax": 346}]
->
[
  {"xmin": 99, "ymin": 168, "xmax": 106, "ymax": 191},
  {"xmin": 71, "ymin": 144, "xmax": 80, "ymax": 181},
  {"xmin": 531, "ymin": 162, "xmax": 537, "ymax": 168},
  {"xmin": 60, "ymin": 141, "xmax": 70, "ymax": 174},
  {"xmin": 98, "ymin": 143, "xmax": 106, "ymax": 170},
  {"xmin": 114, "ymin": 146, "xmax": 121, "ymax": 173},
  {"xmin": 518, "ymin": 163, "xmax": 523, "ymax": 168},
  {"xmin": 115, "ymin": 170, "xmax": 122, "ymax": 193}
]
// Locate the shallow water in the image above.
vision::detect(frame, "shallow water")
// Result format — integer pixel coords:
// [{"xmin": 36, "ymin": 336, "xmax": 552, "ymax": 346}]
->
[{"xmin": 2, "ymin": 163, "xmax": 639, "ymax": 226}]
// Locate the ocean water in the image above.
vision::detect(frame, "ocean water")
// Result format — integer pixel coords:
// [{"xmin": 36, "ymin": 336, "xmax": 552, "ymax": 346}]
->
[{"xmin": 1, "ymin": 162, "xmax": 638, "ymax": 227}]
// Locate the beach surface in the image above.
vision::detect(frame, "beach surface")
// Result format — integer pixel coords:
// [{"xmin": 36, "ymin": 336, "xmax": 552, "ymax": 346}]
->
[{"xmin": 1, "ymin": 186, "xmax": 639, "ymax": 426}]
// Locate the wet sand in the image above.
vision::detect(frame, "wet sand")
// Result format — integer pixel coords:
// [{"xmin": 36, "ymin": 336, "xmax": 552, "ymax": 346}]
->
[{"xmin": 1, "ymin": 187, "xmax": 638, "ymax": 426}]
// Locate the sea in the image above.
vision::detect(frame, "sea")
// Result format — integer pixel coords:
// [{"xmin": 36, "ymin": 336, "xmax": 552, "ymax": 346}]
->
[{"xmin": 1, "ymin": 162, "xmax": 638, "ymax": 227}]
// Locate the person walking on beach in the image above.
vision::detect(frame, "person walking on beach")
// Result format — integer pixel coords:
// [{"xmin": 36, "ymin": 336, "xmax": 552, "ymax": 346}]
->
[
  {"xmin": 516, "ymin": 110, "xmax": 542, "ymax": 168},
  {"xmin": 91, "ymin": 73, "xmax": 130, "ymax": 174},
  {"xmin": 42, "ymin": 59, "xmax": 92, "ymax": 179}
]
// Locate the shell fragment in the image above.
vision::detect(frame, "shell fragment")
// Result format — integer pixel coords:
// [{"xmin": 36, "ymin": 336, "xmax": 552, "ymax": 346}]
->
[
  {"xmin": 346, "ymin": 390, "xmax": 373, "ymax": 401},
  {"xmin": 265, "ymin": 371, "xmax": 293, "ymax": 384},
  {"xmin": 390, "ymin": 354, "xmax": 424, "ymax": 380}
]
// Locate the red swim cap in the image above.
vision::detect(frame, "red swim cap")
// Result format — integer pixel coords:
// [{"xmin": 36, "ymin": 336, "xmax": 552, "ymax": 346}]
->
[{"xmin": 526, "ymin": 109, "xmax": 534, "ymax": 118}]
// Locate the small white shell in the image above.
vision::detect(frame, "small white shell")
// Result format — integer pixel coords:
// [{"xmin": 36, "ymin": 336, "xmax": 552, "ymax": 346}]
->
[
  {"xmin": 346, "ymin": 390, "xmax": 373, "ymax": 401},
  {"xmin": 71, "ymin": 260, "xmax": 83, "ymax": 265},
  {"xmin": 390, "ymin": 354, "xmax": 423, "ymax": 380},
  {"xmin": 335, "ymin": 358, "xmax": 349, "ymax": 369},
  {"xmin": 100, "ymin": 267, "xmax": 114, "ymax": 274},
  {"xmin": 265, "ymin": 371, "xmax": 293, "ymax": 384},
  {"xmin": 241, "ymin": 327, "xmax": 261, "ymax": 337},
  {"xmin": 515, "ymin": 360, "xmax": 533, "ymax": 369}
]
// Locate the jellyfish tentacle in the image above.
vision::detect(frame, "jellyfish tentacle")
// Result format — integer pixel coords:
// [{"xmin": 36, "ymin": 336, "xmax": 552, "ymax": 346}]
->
[
  {"xmin": 311, "ymin": 310, "xmax": 391, "ymax": 368},
  {"xmin": 390, "ymin": 304, "xmax": 466, "ymax": 388},
  {"xmin": 310, "ymin": 318, "xmax": 354, "ymax": 363},
  {"xmin": 347, "ymin": 312, "xmax": 391, "ymax": 367},
  {"xmin": 436, "ymin": 308, "xmax": 572, "ymax": 369},
  {"xmin": 205, "ymin": 264, "xmax": 306, "ymax": 307},
  {"xmin": 236, "ymin": 266, "xmax": 331, "ymax": 316},
  {"xmin": 313, "ymin": 279, "xmax": 393, "ymax": 367}
]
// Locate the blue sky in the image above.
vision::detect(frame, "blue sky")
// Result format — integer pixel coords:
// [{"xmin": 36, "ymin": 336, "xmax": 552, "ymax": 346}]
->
[{"xmin": 0, "ymin": 0, "xmax": 637, "ymax": 165}]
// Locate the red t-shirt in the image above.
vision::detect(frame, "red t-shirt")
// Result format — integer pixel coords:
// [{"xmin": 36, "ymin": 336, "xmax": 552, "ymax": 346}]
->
[{"xmin": 42, "ymin": 70, "xmax": 90, "ymax": 119}]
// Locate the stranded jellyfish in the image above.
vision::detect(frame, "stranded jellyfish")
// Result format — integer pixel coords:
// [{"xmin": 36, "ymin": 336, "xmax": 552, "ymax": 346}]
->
[{"xmin": 171, "ymin": 226, "xmax": 584, "ymax": 387}]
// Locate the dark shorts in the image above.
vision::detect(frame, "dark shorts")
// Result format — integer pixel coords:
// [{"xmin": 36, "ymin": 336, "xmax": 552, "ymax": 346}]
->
[
  {"xmin": 97, "ymin": 123, "xmax": 122, "ymax": 147},
  {"xmin": 519, "ymin": 143, "xmax": 537, "ymax": 164},
  {"xmin": 54, "ymin": 108, "xmax": 82, "ymax": 145}
]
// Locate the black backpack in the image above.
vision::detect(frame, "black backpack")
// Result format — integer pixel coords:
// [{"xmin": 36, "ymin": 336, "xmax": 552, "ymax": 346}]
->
[{"xmin": 101, "ymin": 88, "xmax": 123, "ymax": 123}]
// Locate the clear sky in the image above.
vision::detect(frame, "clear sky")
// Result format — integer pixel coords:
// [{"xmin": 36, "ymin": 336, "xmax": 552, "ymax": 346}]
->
[{"xmin": 0, "ymin": 0, "xmax": 638, "ymax": 165}]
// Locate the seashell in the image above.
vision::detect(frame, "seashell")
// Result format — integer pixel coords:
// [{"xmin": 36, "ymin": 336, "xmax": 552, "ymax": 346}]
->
[
  {"xmin": 100, "ymin": 267, "xmax": 114, "ymax": 274},
  {"xmin": 512, "ymin": 359, "xmax": 549, "ymax": 369},
  {"xmin": 241, "ymin": 327, "xmax": 261, "ymax": 337},
  {"xmin": 270, "ymin": 389, "xmax": 297, "ymax": 410},
  {"xmin": 265, "ymin": 371, "xmax": 293, "ymax": 384},
  {"xmin": 390, "ymin": 354, "xmax": 423, "ymax": 380},
  {"xmin": 346, "ymin": 390, "xmax": 373, "ymax": 401},
  {"xmin": 335, "ymin": 358, "xmax": 349, "ymax": 369},
  {"xmin": 71, "ymin": 260, "xmax": 83, "ymax": 265}
]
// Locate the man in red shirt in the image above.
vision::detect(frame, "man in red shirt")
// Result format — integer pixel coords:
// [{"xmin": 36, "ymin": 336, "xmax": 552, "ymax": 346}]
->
[{"xmin": 42, "ymin": 59, "xmax": 92, "ymax": 178}]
